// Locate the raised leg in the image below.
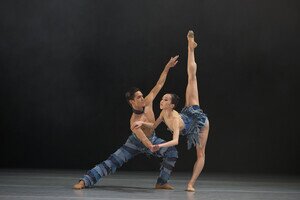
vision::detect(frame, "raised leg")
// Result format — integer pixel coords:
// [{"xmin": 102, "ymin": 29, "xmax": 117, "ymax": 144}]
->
[{"xmin": 185, "ymin": 30, "xmax": 200, "ymax": 107}]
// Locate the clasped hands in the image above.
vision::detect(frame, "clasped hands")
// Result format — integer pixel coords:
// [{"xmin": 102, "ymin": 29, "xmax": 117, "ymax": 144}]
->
[{"xmin": 149, "ymin": 144, "xmax": 160, "ymax": 153}]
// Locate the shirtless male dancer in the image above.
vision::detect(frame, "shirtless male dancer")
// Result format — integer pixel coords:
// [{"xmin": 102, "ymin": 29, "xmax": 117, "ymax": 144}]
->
[
  {"xmin": 132, "ymin": 31, "xmax": 209, "ymax": 192},
  {"xmin": 73, "ymin": 55, "xmax": 179, "ymax": 190}
]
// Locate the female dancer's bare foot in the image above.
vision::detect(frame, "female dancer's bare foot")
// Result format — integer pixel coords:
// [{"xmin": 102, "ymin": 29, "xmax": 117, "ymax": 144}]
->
[
  {"xmin": 186, "ymin": 184, "xmax": 196, "ymax": 192},
  {"xmin": 73, "ymin": 180, "xmax": 85, "ymax": 189},
  {"xmin": 187, "ymin": 30, "xmax": 198, "ymax": 50}
]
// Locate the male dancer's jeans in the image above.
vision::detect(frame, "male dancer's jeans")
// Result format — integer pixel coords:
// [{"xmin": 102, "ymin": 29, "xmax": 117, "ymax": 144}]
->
[{"xmin": 81, "ymin": 133, "xmax": 178, "ymax": 187}]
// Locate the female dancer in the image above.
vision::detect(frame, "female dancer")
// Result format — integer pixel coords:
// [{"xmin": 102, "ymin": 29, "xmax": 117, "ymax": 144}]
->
[{"xmin": 132, "ymin": 31, "xmax": 209, "ymax": 192}]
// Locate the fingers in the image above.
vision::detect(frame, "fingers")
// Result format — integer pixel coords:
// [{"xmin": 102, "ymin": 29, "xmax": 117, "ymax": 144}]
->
[
  {"xmin": 133, "ymin": 124, "xmax": 141, "ymax": 129},
  {"xmin": 169, "ymin": 60, "xmax": 178, "ymax": 68},
  {"xmin": 149, "ymin": 145, "xmax": 154, "ymax": 152},
  {"xmin": 131, "ymin": 125, "xmax": 137, "ymax": 130},
  {"xmin": 149, "ymin": 144, "xmax": 160, "ymax": 153},
  {"xmin": 153, "ymin": 145, "xmax": 160, "ymax": 152},
  {"xmin": 166, "ymin": 55, "xmax": 179, "ymax": 68},
  {"xmin": 171, "ymin": 55, "xmax": 179, "ymax": 60},
  {"xmin": 131, "ymin": 123, "xmax": 137, "ymax": 129},
  {"xmin": 131, "ymin": 123, "xmax": 141, "ymax": 130},
  {"xmin": 172, "ymin": 55, "xmax": 179, "ymax": 61},
  {"xmin": 172, "ymin": 55, "xmax": 179, "ymax": 63},
  {"xmin": 170, "ymin": 55, "xmax": 179, "ymax": 61}
]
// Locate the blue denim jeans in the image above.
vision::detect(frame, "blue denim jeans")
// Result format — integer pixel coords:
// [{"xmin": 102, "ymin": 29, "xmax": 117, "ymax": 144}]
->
[{"xmin": 81, "ymin": 133, "xmax": 178, "ymax": 187}]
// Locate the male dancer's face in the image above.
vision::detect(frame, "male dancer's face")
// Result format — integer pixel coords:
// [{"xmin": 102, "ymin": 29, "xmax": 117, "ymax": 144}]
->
[{"xmin": 131, "ymin": 91, "xmax": 145, "ymax": 108}]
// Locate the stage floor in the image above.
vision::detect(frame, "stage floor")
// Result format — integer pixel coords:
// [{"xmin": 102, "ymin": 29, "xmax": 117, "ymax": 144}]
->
[{"xmin": 0, "ymin": 169, "xmax": 299, "ymax": 200}]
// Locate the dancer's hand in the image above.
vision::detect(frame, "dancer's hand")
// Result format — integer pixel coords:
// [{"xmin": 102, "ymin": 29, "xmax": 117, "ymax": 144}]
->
[
  {"xmin": 166, "ymin": 55, "xmax": 179, "ymax": 68},
  {"xmin": 131, "ymin": 121, "xmax": 143, "ymax": 129},
  {"xmin": 149, "ymin": 145, "xmax": 154, "ymax": 152},
  {"xmin": 149, "ymin": 145, "xmax": 160, "ymax": 152},
  {"xmin": 152, "ymin": 144, "xmax": 160, "ymax": 152}
]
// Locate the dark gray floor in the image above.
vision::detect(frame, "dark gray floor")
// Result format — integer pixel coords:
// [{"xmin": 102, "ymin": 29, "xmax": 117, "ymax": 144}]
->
[{"xmin": 0, "ymin": 170, "xmax": 299, "ymax": 200}]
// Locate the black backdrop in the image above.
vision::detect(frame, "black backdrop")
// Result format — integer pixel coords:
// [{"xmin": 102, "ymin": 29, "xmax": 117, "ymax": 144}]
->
[{"xmin": 0, "ymin": 0, "xmax": 299, "ymax": 174}]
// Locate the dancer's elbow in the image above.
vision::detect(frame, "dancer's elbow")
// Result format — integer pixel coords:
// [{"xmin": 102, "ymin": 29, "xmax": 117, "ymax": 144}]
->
[{"xmin": 172, "ymin": 139, "xmax": 179, "ymax": 146}]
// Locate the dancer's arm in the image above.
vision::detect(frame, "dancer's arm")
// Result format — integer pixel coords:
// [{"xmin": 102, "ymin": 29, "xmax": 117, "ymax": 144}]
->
[
  {"xmin": 131, "ymin": 126, "xmax": 153, "ymax": 149},
  {"xmin": 144, "ymin": 115, "xmax": 163, "ymax": 129},
  {"xmin": 131, "ymin": 112, "xmax": 164, "ymax": 129},
  {"xmin": 157, "ymin": 118, "xmax": 180, "ymax": 148},
  {"xmin": 144, "ymin": 55, "xmax": 179, "ymax": 105}
]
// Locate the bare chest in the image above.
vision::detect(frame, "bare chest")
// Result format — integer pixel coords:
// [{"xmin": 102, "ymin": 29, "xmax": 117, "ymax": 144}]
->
[
  {"xmin": 163, "ymin": 117, "xmax": 176, "ymax": 129},
  {"xmin": 163, "ymin": 114, "xmax": 184, "ymax": 132}
]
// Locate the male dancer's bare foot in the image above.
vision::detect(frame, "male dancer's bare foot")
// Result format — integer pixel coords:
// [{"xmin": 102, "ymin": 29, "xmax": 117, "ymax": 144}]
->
[
  {"xmin": 185, "ymin": 184, "xmax": 195, "ymax": 192},
  {"xmin": 73, "ymin": 180, "xmax": 85, "ymax": 189},
  {"xmin": 187, "ymin": 30, "xmax": 198, "ymax": 50}
]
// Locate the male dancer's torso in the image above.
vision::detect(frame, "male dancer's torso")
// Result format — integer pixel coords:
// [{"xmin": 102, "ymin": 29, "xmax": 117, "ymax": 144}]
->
[{"xmin": 130, "ymin": 104, "xmax": 155, "ymax": 137}]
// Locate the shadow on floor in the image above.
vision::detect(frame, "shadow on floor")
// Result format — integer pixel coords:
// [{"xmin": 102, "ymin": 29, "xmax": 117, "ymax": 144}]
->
[{"xmin": 92, "ymin": 185, "xmax": 155, "ymax": 193}]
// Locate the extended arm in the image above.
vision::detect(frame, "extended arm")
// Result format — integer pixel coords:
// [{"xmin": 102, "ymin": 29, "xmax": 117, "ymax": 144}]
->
[
  {"xmin": 158, "ymin": 131, "xmax": 179, "ymax": 148},
  {"xmin": 144, "ymin": 115, "xmax": 163, "ymax": 129},
  {"xmin": 132, "ymin": 112, "xmax": 164, "ymax": 130},
  {"xmin": 157, "ymin": 118, "xmax": 180, "ymax": 148},
  {"xmin": 131, "ymin": 126, "xmax": 153, "ymax": 149},
  {"xmin": 144, "ymin": 56, "xmax": 179, "ymax": 105}
]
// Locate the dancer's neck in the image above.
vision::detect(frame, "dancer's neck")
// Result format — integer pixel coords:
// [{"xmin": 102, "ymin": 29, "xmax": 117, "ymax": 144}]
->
[
  {"xmin": 132, "ymin": 107, "xmax": 144, "ymax": 115},
  {"xmin": 164, "ymin": 109, "xmax": 174, "ymax": 117}
]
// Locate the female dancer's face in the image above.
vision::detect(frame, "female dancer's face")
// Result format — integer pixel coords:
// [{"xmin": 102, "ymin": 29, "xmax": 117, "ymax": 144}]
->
[{"xmin": 160, "ymin": 94, "xmax": 174, "ymax": 110}]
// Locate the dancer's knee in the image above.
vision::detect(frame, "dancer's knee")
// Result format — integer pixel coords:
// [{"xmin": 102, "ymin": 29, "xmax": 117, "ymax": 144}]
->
[
  {"xmin": 188, "ymin": 62, "xmax": 197, "ymax": 69},
  {"xmin": 188, "ymin": 75, "xmax": 197, "ymax": 82},
  {"xmin": 197, "ymin": 148, "xmax": 205, "ymax": 160},
  {"xmin": 203, "ymin": 119, "xmax": 210, "ymax": 132}
]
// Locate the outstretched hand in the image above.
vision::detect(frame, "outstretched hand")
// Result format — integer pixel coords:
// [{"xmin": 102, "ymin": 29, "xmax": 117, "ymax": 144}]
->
[{"xmin": 166, "ymin": 55, "xmax": 179, "ymax": 68}]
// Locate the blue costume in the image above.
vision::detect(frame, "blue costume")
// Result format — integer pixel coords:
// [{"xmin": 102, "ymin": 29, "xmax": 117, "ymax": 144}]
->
[
  {"xmin": 81, "ymin": 133, "xmax": 178, "ymax": 187},
  {"xmin": 180, "ymin": 105, "xmax": 208, "ymax": 149}
]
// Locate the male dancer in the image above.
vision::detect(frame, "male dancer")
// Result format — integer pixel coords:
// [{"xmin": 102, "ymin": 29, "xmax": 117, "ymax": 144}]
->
[{"xmin": 73, "ymin": 55, "xmax": 179, "ymax": 190}]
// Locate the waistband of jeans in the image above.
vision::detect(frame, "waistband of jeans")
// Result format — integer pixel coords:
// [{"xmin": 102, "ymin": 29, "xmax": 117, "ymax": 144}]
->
[{"xmin": 132, "ymin": 132, "xmax": 156, "ymax": 141}]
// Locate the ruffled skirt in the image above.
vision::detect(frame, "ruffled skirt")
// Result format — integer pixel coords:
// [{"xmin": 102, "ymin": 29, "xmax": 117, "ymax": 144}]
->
[{"xmin": 180, "ymin": 105, "xmax": 207, "ymax": 149}]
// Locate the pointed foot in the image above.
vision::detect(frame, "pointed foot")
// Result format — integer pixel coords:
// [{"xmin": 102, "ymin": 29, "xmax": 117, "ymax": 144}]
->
[
  {"xmin": 187, "ymin": 30, "xmax": 197, "ymax": 49},
  {"xmin": 185, "ymin": 184, "xmax": 195, "ymax": 192}
]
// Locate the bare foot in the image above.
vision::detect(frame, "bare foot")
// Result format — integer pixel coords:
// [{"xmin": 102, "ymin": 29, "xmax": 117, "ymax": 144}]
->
[
  {"xmin": 185, "ymin": 184, "xmax": 195, "ymax": 192},
  {"xmin": 187, "ymin": 30, "xmax": 198, "ymax": 50},
  {"xmin": 73, "ymin": 180, "xmax": 85, "ymax": 189}
]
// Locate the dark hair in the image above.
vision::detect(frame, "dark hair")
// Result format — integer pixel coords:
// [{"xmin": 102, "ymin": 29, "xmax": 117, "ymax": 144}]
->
[
  {"xmin": 169, "ymin": 93, "xmax": 180, "ymax": 109},
  {"xmin": 125, "ymin": 87, "xmax": 141, "ymax": 106}
]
